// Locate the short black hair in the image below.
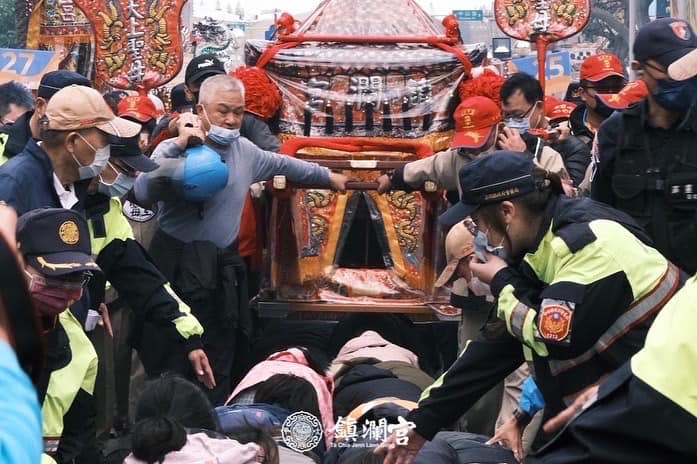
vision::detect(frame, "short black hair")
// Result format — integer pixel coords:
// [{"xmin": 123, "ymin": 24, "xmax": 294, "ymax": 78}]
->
[
  {"xmin": 102, "ymin": 90, "xmax": 128, "ymax": 114},
  {"xmin": 254, "ymin": 374, "xmax": 322, "ymax": 422},
  {"xmin": 135, "ymin": 374, "xmax": 218, "ymax": 431},
  {"xmin": 0, "ymin": 81, "xmax": 34, "ymax": 118},
  {"xmin": 500, "ymin": 72, "xmax": 543, "ymax": 106}
]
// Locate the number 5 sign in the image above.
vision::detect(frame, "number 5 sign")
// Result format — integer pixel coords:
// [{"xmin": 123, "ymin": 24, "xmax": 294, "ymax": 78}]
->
[
  {"xmin": 511, "ymin": 50, "xmax": 571, "ymax": 80},
  {"xmin": 0, "ymin": 48, "xmax": 61, "ymax": 89},
  {"xmin": 510, "ymin": 50, "xmax": 572, "ymax": 96}
]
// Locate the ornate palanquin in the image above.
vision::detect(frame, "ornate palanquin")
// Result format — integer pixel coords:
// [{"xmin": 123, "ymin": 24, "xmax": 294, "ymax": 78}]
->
[
  {"xmin": 246, "ymin": 0, "xmax": 484, "ymax": 316},
  {"xmin": 266, "ymin": 141, "xmax": 445, "ymax": 311}
]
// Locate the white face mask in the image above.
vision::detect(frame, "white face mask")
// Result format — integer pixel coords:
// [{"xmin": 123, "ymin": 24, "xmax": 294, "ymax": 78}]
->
[
  {"xmin": 73, "ymin": 134, "xmax": 110, "ymax": 180},
  {"xmin": 202, "ymin": 107, "xmax": 240, "ymax": 146},
  {"xmin": 98, "ymin": 163, "xmax": 135, "ymax": 197}
]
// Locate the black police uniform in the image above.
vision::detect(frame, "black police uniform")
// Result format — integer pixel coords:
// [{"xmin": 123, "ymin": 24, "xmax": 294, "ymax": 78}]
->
[
  {"xmin": 406, "ymin": 152, "xmax": 681, "ymax": 447},
  {"xmin": 592, "ymin": 100, "xmax": 697, "ymax": 274}
]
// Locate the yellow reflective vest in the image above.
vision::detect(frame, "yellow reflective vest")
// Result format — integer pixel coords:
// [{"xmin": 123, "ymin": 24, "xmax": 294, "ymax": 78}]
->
[{"xmin": 41, "ymin": 310, "xmax": 98, "ymax": 452}]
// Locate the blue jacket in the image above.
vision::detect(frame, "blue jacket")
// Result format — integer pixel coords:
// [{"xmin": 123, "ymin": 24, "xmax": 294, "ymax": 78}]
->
[
  {"xmin": 0, "ymin": 341, "xmax": 42, "ymax": 464},
  {"xmin": 0, "ymin": 138, "xmax": 61, "ymax": 215}
]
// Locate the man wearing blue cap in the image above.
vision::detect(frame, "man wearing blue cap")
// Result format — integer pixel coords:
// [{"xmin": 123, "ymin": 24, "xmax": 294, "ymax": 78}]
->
[
  {"xmin": 378, "ymin": 151, "xmax": 682, "ymax": 463},
  {"xmin": 16, "ymin": 208, "xmax": 101, "ymax": 463},
  {"xmin": 592, "ymin": 17, "xmax": 697, "ymax": 275},
  {"xmin": 0, "ymin": 70, "xmax": 91, "ymax": 162}
]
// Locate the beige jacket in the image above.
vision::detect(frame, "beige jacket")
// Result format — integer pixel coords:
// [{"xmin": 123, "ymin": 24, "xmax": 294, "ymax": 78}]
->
[{"xmin": 403, "ymin": 147, "xmax": 569, "ymax": 195}]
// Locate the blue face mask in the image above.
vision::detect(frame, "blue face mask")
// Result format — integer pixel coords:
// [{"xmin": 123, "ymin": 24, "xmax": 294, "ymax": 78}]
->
[
  {"xmin": 73, "ymin": 134, "xmax": 110, "ymax": 180},
  {"xmin": 202, "ymin": 107, "xmax": 240, "ymax": 146},
  {"xmin": 98, "ymin": 172, "xmax": 135, "ymax": 198},
  {"xmin": 465, "ymin": 217, "xmax": 509, "ymax": 262},
  {"xmin": 653, "ymin": 77, "xmax": 697, "ymax": 112},
  {"xmin": 503, "ymin": 116, "xmax": 531, "ymax": 133}
]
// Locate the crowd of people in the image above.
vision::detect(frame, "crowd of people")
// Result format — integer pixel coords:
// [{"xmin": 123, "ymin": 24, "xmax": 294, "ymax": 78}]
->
[{"xmin": 0, "ymin": 14, "xmax": 695, "ymax": 464}]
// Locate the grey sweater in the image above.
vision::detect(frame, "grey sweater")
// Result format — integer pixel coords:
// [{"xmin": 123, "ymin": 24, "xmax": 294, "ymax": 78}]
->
[{"xmin": 135, "ymin": 137, "xmax": 330, "ymax": 248}]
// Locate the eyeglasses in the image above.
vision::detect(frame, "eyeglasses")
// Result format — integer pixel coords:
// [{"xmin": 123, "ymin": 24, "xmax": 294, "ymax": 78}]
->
[
  {"xmin": 642, "ymin": 62, "xmax": 668, "ymax": 74},
  {"xmin": 107, "ymin": 160, "xmax": 137, "ymax": 177},
  {"xmin": 641, "ymin": 62, "xmax": 670, "ymax": 80},
  {"xmin": 503, "ymin": 100, "xmax": 539, "ymax": 120},
  {"xmin": 25, "ymin": 270, "xmax": 92, "ymax": 289}
]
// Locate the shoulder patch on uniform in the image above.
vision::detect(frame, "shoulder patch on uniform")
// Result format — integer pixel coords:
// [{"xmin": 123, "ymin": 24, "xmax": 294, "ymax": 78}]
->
[
  {"xmin": 538, "ymin": 299, "xmax": 574, "ymax": 343},
  {"xmin": 555, "ymin": 223, "xmax": 596, "ymax": 253}
]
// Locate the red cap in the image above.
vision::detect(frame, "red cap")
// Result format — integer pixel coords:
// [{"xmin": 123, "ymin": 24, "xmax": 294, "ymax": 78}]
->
[
  {"xmin": 580, "ymin": 53, "xmax": 624, "ymax": 82},
  {"xmin": 451, "ymin": 96, "xmax": 501, "ymax": 149},
  {"xmin": 544, "ymin": 96, "xmax": 576, "ymax": 121},
  {"xmin": 596, "ymin": 80, "xmax": 649, "ymax": 110},
  {"xmin": 117, "ymin": 95, "xmax": 158, "ymax": 123}
]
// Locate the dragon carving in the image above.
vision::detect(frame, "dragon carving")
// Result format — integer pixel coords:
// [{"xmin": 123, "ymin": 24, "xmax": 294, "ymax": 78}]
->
[
  {"xmin": 387, "ymin": 191, "xmax": 418, "ymax": 254},
  {"xmin": 98, "ymin": 0, "xmax": 126, "ymax": 75},
  {"xmin": 146, "ymin": 0, "xmax": 172, "ymax": 73}
]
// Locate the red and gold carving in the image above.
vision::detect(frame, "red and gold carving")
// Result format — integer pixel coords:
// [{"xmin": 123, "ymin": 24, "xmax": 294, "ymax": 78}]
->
[
  {"xmin": 73, "ymin": 0, "xmax": 186, "ymax": 89},
  {"xmin": 494, "ymin": 0, "xmax": 591, "ymax": 41}
]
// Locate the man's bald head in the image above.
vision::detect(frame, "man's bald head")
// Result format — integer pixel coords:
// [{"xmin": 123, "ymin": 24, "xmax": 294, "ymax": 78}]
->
[{"xmin": 198, "ymin": 75, "xmax": 245, "ymax": 106}]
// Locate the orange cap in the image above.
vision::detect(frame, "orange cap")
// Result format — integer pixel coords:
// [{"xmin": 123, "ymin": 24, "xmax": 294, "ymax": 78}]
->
[
  {"xmin": 596, "ymin": 80, "xmax": 649, "ymax": 110},
  {"xmin": 580, "ymin": 53, "xmax": 624, "ymax": 82},
  {"xmin": 451, "ymin": 96, "xmax": 501, "ymax": 149},
  {"xmin": 117, "ymin": 95, "xmax": 159, "ymax": 123},
  {"xmin": 434, "ymin": 221, "xmax": 475, "ymax": 288},
  {"xmin": 544, "ymin": 96, "xmax": 576, "ymax": 121}
]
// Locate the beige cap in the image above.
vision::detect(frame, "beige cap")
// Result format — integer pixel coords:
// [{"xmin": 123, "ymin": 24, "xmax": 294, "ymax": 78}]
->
[
  {"xmin": 668, "ymin": 48, "xmax": 697, "ymax": 81},
  {"xmin": 45, "ymin": 85, "xmax": 141, "ymax": 137},
  {"xmin": 434, "ymin": 221, "xmax": 475, "ymax": 288}
]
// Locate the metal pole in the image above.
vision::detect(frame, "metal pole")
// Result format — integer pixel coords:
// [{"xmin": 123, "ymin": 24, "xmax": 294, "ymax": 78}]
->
[{"xmin": 628, "ymin": 0, "xmax": 637, "ymax": 79}]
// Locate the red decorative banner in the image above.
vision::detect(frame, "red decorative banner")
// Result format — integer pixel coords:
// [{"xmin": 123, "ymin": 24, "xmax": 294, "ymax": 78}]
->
[
  {"xmin": 494, "ymin": 0, "xmax": 590, "ymax": 42},
  {"xmin": 73, "ymin": 0, "xmax": 186, "ymax": 90},
  {"xmin": 494, "ymin": 0, "xmax": 590, "ymax": 93}
]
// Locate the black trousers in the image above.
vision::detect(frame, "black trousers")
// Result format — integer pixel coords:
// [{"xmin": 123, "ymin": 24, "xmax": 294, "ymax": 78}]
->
[{"xmin": 148, "ymin": 229, "xmax": 250, "ymax": 406}]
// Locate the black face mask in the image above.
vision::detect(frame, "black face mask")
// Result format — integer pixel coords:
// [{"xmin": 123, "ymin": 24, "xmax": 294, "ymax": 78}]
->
[
  {"xmin": 653, "ymin": 77, "xmax": 697, "ymax": 112},
  {"xmin": 592, "ymin": 94, "xmax": 615, "ymax": 119}
]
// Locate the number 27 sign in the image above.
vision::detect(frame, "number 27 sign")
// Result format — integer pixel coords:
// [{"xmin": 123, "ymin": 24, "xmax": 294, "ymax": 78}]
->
[{"xmin": 0, "ymin": 48, "xmax": 62, "ymax": 89}]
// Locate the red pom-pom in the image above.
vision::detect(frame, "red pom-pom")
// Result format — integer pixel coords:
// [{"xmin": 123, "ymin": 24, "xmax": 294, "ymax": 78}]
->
[
  {"xmin": 231, "ymin": 66, "xmax": 282, "ymax": 120},
  {"xmin": 458, "ymin": 69, "xmax": 506, "ymax": 106}
]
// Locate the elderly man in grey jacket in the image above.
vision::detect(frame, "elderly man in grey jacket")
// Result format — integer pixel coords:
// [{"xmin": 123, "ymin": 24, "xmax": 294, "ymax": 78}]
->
[{"xmin": 135, "ymin": 74, "xmax": 347, "ymax": 403}]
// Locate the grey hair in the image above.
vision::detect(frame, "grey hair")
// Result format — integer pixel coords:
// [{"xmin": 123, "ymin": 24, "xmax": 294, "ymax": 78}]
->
[{"xmin": 198, "ymin": 75, "xmax": 245, "ymax": 105}]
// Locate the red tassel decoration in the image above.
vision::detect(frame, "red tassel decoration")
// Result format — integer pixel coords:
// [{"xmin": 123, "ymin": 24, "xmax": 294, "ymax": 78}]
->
[{"xmin": 231, "ymin": 66, "xmax": 283, "ymax": 120}]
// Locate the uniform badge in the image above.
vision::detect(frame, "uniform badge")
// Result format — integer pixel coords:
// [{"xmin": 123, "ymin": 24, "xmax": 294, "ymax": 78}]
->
[
  {"xmin": 538, "ymin": 303, "xmax": 572, "ymax": 342},
  {"xmin": 670, "ymin": 21, "xmax": 691, "ymax": 41},
  {"xmin": 58, "ymin": 221, "xmax": 80, "ymax": 245}
]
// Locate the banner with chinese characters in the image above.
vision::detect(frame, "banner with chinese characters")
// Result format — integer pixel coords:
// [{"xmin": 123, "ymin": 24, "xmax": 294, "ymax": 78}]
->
[
  {"xmin": 25, "ymin": 0, "xmax": 94, "ymax": 76},
  {"xmin": 73, "ymin": 0, "xmax": 186, "ymax": 89},
  {"xmin": 493, "ymin": 0, "xmax": 591, "ymax": 42},
  {"xmin": 246, "ymin": 40, "xmax": 466, "ymax": 139}
]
